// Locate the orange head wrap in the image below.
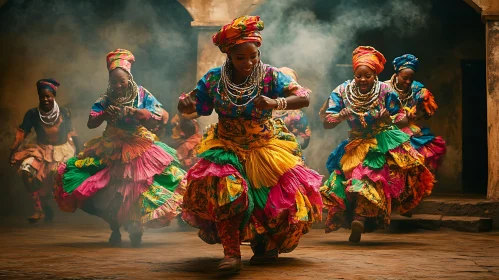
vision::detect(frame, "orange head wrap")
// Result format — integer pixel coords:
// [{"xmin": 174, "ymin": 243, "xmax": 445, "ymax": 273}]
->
[
  {"xmin": 212, "ymin": 15, "xmax": 264, "ymax": 53},
  {"xmin": 106, "ymin": 49, "xmax": 135, "ymax": 73},
  {"xmin": 352, "ymin": 46, "xmax": 386, "ymax": 75}
]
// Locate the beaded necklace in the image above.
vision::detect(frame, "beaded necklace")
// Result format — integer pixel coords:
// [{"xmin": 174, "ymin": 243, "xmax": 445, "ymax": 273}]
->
[
  {"xmin": 390, "ymin": 75, "xmax": 413, "ymax": 107},
  {"xmin": 104, "ymin": 76, "xmax": 139, "ymax": 107},
  {"xmin": 217, "ymin": 60, "xmax": 267, "ymax": 108},
  {"xmin": 38, "ymin": 100, "xmax": 60, "ymax": 126},
  {"xmin": 345, "ymin": 79, "xmax": 381, "ymax": 127}
]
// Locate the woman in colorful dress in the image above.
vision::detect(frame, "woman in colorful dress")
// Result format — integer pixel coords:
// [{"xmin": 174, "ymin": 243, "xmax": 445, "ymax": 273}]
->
[
  {"xmin": 385, "ymin": 54, "xmax": 446, "ymax": 173},
  {"xmin": 54, "ymin": 49, "xmax": 185, "ymax": 246},
  {"xmin": 319, "ymin": 46, "xmax": 434, "ymax": 243},
  {"xmin": 9, "ymin": 79, "xmax": 80, "ymax": 223},
  {"xmin": 273, "ymin": 67, "xmax": 311, "ymax": 150},
  {"xmin": 168, "ymin": 112, "xmax": 201, "ymax": 169},
  {"xmin": 177, "ymin": 16, "xmax": 323, "ymax": 273}
]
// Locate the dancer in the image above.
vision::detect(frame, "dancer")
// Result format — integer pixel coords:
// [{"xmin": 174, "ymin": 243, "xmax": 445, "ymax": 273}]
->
[
  {"xmin": 55, "ymin": 49, "xmax": 185, "ymax": 246},
  {"xmin": 178, "ymin": 16, "xmax": 322, "ymax": 273},
  {"xmin": 320, "ymin": 46, "xmax": 434, "ymax": 243},
  {"xmin": 385, "ymin": 54, "xmax": 446, "ymax": 173},
  {"xmin": 10, "ymin": 79, "xmax": 79, "ymax": 223}
]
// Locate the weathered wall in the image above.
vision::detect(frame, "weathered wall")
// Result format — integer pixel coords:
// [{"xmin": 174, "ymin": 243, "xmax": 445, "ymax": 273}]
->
[
  {"xmin": 253, "ymin": 0, "xmax": 485, "ymax": 194},
  {"xmin": 486, "ymin": 20, "xmax": 499, "ymax": 200},
  {"xmin": 0, "ymin": 0, "xmax": 488, "ymax": 216},
  {"xmin": 0, "ymin": 0, "xmax": 197, "ymax": 216}
]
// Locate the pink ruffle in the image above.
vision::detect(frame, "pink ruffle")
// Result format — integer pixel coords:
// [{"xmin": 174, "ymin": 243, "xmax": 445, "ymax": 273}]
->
[
  {"xmin": 71, "ymin": 167, "xmax": 111, "ymax": 208},
  {"xmin": 264, "ymin": 165, "xmax": 323, "ymax": 223},
  {"xmin": 115, "ymin": 144, "xmax": 174, "ymax": 185},
  {"xmin": 116, "ymin": 180, "xmax": 150, "ymax": 223},
  {"xmin": 350, "ymin": 164, "xmax": 405, "ymax": 200},
  {"xmin": 400, "ymin": 126, "xmax": 415, "ymax": 136},
  {"xmin": 417, "ymin": 136, "xmax": 446, "ymax": 170},
  {"xmin": 186, "ymin": 158, "xmax": 243, "ymax": 180}
]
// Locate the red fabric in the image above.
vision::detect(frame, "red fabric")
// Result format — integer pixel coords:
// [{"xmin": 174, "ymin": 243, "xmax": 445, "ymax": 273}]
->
[
  {"xmin": 216, "ymin": 215, "xmax": 243, "ymax": 258},
  {"xmin": 212, "ymin": 15, "xmax": 264, "ymax": 53},
  {"xmin": 352, "ymin": 46, "xmax": 386, "ymax": 75}
]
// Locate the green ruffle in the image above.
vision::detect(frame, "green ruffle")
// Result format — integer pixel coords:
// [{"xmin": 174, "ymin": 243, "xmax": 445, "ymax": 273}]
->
[
  {"xmin": 363, "ymin": 147, "xmax": 386, "ymax": 169},
  {"xmin": 153, "ymin": 164, "xmax": 186, "ymax": 193},
  {"xmin": 62, "ymin": 157, "xmax": 105, "ymax": 194},
  {"xmin": 375, "ymin": 128, "xmax": 410, "ymax": 153},
  {"xmin": 323, "ymin": 170, "xmax": 349, "ymax": 209},
  {"xmin": 153, "ymin": 141, "xmax": 181, "ymax": 166},
  {"xmin": 199, "ymin": 148, "xmax": 256, "ymax": 230}
]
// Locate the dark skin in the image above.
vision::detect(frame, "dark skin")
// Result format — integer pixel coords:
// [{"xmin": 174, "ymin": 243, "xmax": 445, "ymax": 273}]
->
[
  {"xmin": 87, "ymin": 67, "xmax": 150, "ymax": 129},
  {"xmin": 10, "ymin": 89, "xmax": 56, "ymax": 163},
  {"xmin": 323, "ymin": 66, "xmax": 407, "ymax": 129},
  {"xmin": 9, "ymin": 88, "xmax": 82, "ymax": 163},
  {"xmin": 178, "ymin": 42, "xmax": 310, "ymax": 114},
  {"xmin": 38, "ymin": 88, "xmax": 55, "ymax": 112},
  {"xmin": 394, "ymin": 68, "xmax": 424, "ymax": 121}
]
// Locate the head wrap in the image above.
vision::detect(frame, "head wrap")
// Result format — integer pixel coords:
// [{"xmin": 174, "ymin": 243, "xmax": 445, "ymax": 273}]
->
[
  {"xmin": 212, "ymin": 15, "xmax": 264, "ymax": 53},
  {"xmin": 352, "ymin": 46, "xmax": 386, "ymax": 75},
  {"xmin": 393, "ymin": 54, "xmax": 419, "ymax": 73},
  {"xmin": 106, "ymin": 49, "xmax": 135, "ymax": 73},
  {"xmin": 36, "ymin": 78, "xmax": 60, "ymax": 95}
]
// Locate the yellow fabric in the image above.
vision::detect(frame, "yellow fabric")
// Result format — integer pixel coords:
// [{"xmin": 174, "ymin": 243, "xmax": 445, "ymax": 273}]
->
[
  {"xmin": 294, "ymin": 191, "xmax": 310, "ymax": 221},
  {"xmin": 340, "ymin": 138, "xmax": 377, "ymax": 173},
  {"xmin": 197, "ymin": 118, "xmax": 300, "ymax": 189},
  {"xmin": 388, "ymin": 142, "xmax": 424, "ymax": 168},
  {"xmin": 355, "ymin": 180, "xmax": 387, "ymax": 211},
  {"xmin": 218, "ymin": 175, "xmax": 245, "ymax": 206}
]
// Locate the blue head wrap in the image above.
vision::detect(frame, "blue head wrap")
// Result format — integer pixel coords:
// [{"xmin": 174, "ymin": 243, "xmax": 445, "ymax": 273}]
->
[{"xmin": 392, "ymin": 54, "xmax": 419, "ymax": 73}]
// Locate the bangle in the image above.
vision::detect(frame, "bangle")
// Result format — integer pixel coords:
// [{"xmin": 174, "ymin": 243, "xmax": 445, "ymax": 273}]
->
[
  {"xmin": 282, "ymin": 98, "xmax": 288, "ymax": 110},
  {"xmin": 276, "ymin": 97, "xmax": 287, "ymax": 110}
]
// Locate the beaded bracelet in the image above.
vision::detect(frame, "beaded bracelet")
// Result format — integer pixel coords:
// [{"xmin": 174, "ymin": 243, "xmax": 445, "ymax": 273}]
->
[{"xmin": 276, "ymin": 97, "xmax": 288, "ymax": 110}]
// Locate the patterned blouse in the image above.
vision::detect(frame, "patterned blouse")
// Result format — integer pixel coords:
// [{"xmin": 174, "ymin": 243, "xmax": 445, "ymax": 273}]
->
[
  {"xmin": 195, "ymin": 65, "xmax": 310, "ymax": 120},
  {"xmin": 90, "ymin": 86, "xmax": 165, "ymax": 131},
  {"xmin": 322, "ymin": 80, "xmax": 405, "ymax": 136}
]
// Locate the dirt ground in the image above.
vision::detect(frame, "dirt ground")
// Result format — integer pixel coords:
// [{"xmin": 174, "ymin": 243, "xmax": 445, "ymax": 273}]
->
[{"xmin": 0, "ymin": 211, "xmax": 498, "ymax": 280}]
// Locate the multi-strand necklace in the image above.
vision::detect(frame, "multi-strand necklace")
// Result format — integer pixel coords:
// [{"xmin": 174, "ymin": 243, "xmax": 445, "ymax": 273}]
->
[
  {"xmin": 390, "ymin": 75, "xmax": 413, "ymax": 107},
  {"xmin": 104, "ymin": 78, "xmax": 139, "ymax": 107},
  {"xmin": 38, "ymin": 100, "xmax": 60, "ymax": 126},
  {"xmin": 345, "ymin": 79, "xmax": 381, "ymax": 128},
  {"xmin": 217, "ymin": 60, "xmax": 266, "ymax": 108}
]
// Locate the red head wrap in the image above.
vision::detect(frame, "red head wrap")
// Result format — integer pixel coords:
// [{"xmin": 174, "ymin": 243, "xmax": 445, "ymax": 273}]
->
[
  {"xmin": 352, "ymin": 46, "xmax": 386, "ymax": 75},
  {"xmin": 212, "ymin": 15, "xmax": 264, "ymax": 53}
]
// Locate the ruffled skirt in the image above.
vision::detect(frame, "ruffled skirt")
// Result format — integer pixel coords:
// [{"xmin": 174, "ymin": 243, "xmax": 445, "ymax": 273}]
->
[
  {"xmin": 321, "ymin": 127, "xmax": 434, "ymax": 232},
  {"xmin": 402, "ymin": 125, "xmax": 446, "ymax": 172},
  {"xmin": 181, "ymin": 118, "xmax": 322, "ymax": 254},
  {"xmin": 13, "ymin": 141, "xmax": 75, "ymax": 195},
  {"xmin": 54, "ymin": 126, "xmax": 185, "ymax": 228}
]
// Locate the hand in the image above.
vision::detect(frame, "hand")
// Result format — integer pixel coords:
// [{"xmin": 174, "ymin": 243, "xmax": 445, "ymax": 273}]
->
[
  {"xmin": 378, "ymin": 108, "xmax": 391, "ymax": 122},
  {"xmin": 406, "ymin": 110, "xmax": 416, "ymax": 120},
  {"xmin": 254, "ymin": 96, "xmax": 278, "ymax": 110},
  {"xmin": 123, "ymin": 106, "xmax": 137, "ymax": 116},
  {"xmin": 104, "ymin": 105, "xmax": 122, "ymax": 121},
  {"xmin": 338, "ymin": 108, "xmax": 352, "ymax": 121},
  {"xmin": 178, "ymin": 92, "xmax": 196, "ymax": 114}
]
